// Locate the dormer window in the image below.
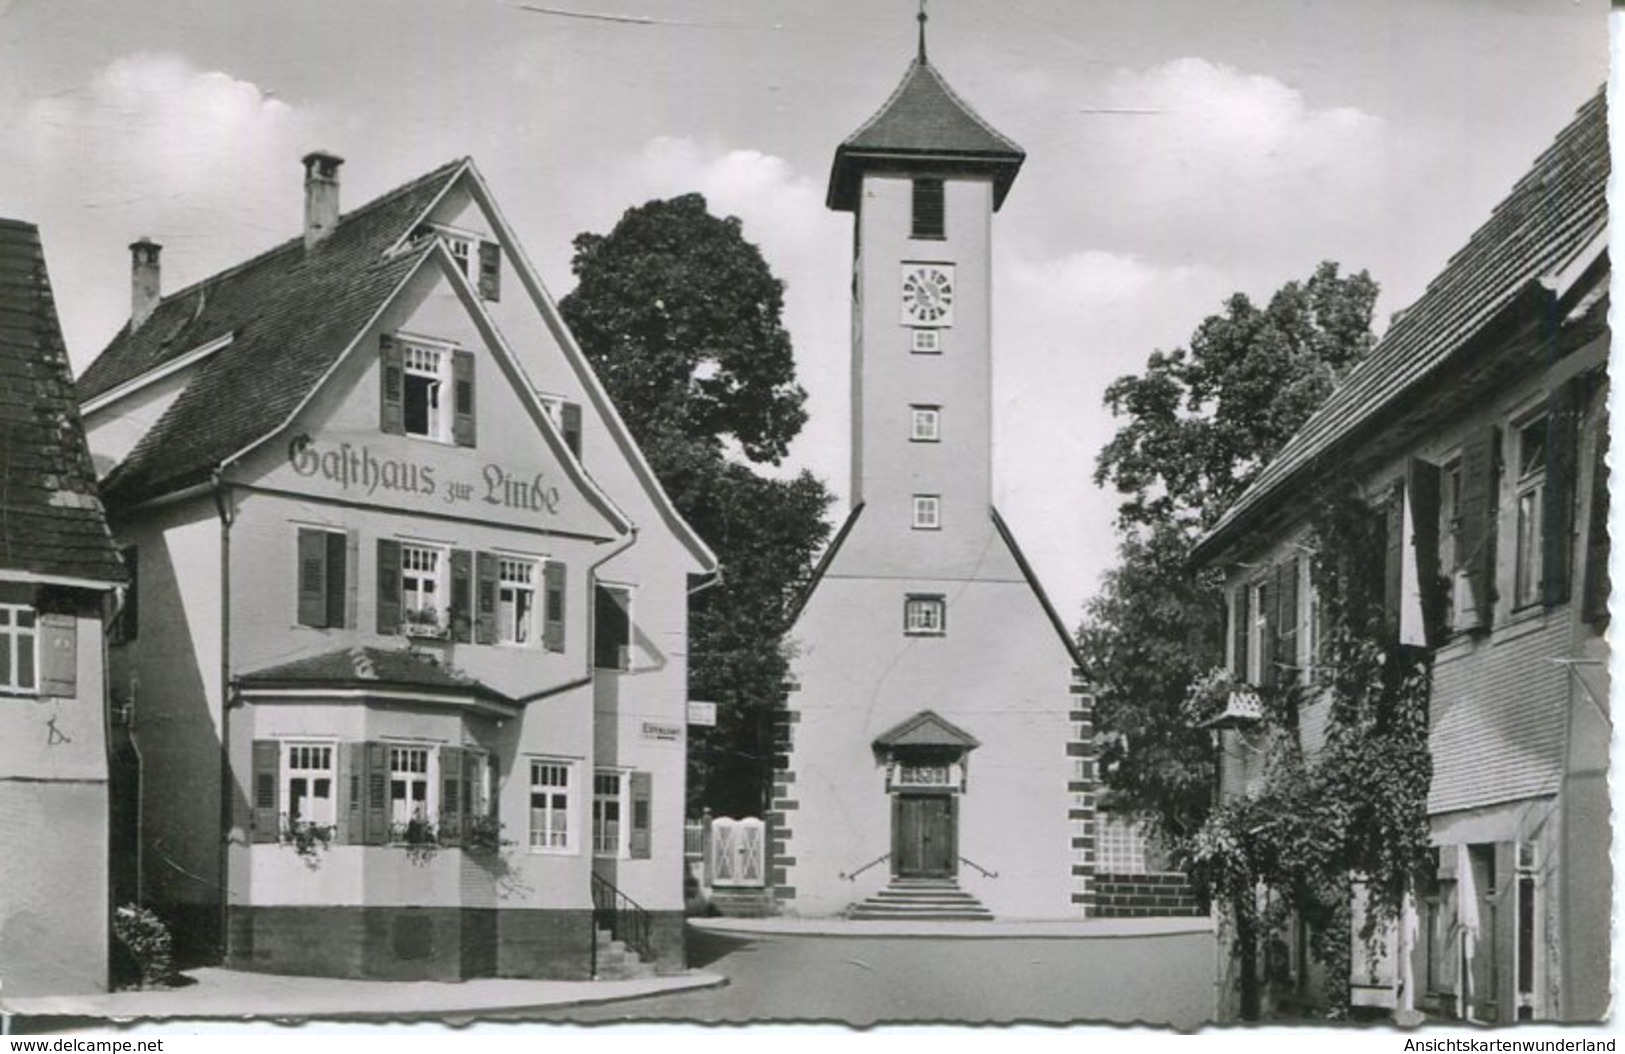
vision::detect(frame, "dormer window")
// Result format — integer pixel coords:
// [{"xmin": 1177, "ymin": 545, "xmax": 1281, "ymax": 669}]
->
[
  {"xmin": 380, "ymin": 334, "xmax": 476, "ymax": 447},
  {"xmin": 414, "ymin": 224, "xmax": 502, "ymax": 301}
]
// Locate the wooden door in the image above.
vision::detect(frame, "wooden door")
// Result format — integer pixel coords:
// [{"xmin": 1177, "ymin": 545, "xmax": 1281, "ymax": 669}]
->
[{"xmin": 893, "ymin": 794, "xmax": 955, "ymax": 877}]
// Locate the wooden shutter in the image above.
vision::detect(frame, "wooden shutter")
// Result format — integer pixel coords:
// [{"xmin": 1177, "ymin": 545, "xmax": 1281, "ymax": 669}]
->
[
  {"xmin": 561, "ymin": 401, "xmax": 583, "ymax": 458},
  {"xmin": 380, "ymin": 334, "xmax": 405, "ymax": 435},
  {"xmin": 1542, "ymin": 382, "xmax": 1580, "ymax": 607},
  {"xmin": 1260, "ymin": 574, "xmax": 1279, "ymax": 689},
  {"xmin": 1406, "ymin": 458, "xmax": 1445, "ymax": 646},
  {"xmin": 478, "ymin": 240, "xmax": 501, "ymax": 301},
  {"xmin": 252, "ymin": 740, "xmax": 280, "ymax": 844},
  {"xmin": 1383, "ymin": 481, "xmax": 1405, "ymax": 642},
  {"xmin": 324, "ymin": 531, "xmax": 348, "ymax": 628},
  {"xmin": 339, "ymin": 742, "xmax": 365, "ymax": 845},
  {"xmin": 1274, "ymin": 557, "xmax": 1298, "ymax": 679},
  {"xmin": 912, "ymin": 178, "xmax": 945, "ymax": 239},
  {"xmin": 1582, "ymin": 421, "xmax": 1610, "ymax": 623},
  {"xmin": 1457, "ymin": 425, "xmax": 1500, "ymax": 629},
  {"xmin": 452, "ymin": 349, "xmax": 476, "ymax": 448},
  {"xmin": 543, "ymin": 561, "xmax": 566, "ymax": 652},
  {"xmin": 475, "ymin": 551, "xmax": 499, "ymax": 644},
  {"xmin": 345, "ymin": 531, "xmax": 361, "ymax": 631},
  {"xmin": 1231, "ymin": 585, "xmax": 1249, "ymax": 683},
  {"xmin": 37, "ymin": 612, "xmax": 76, "ymax": 697},
  {"xmin": 376, "ymin": 539, "xmax": 402, "ymax": 634},
  {"xmin": 296, "ymin": 528, "xmax": 327, "ymax": 628},
  {"xmin": 450, "ymin": 548, "xmax": 473, "ymax": 643},
  {"xmin": 363, "ymin": 741, "xmax": 389, "ymax": 845},
  {"xmin": 440, "ymin": 747, "xmax": 465, "ymax": 846},
  {"xmin": 629, "ymin": 771, "xmax": 652, "ymax": 859}
]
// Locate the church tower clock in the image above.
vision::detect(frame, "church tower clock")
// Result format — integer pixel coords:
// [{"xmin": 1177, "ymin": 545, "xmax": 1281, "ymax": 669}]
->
[{"xmin": 772, "ymin": 14, "xmax": 1095, "ymax": 922}]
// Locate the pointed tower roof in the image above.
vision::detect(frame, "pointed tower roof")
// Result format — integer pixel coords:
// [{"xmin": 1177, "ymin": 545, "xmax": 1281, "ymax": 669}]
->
[{"xmin": 828, "ymin": 55, "xmax": 1025, "ymax": 212}]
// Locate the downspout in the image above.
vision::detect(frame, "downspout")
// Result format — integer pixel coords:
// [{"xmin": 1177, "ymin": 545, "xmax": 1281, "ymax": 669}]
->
[
  {"xmin": 518, "ymin": 528, "xmax": 640, "ymax": 705},
  {"xmin": 211, "ymin": 470, "xmax": 235, "ymax": 959}
]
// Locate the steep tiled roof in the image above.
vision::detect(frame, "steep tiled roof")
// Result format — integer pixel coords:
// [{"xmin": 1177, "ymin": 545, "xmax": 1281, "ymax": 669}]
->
[
  {"xmin": 828, "ymin": 57, "xmax": 1025, "ymax": 211},
  {"xmin": 0, "ymin": 219, "xmax": 124, "ymax": 584},
  {"xmin": 240, "ymin": 645, "xmax": 515, "ymax": 706},
  {"xmin": 1196, "ymin": 88, "xmax": 1608, "ymax": 563},
  {"xmin": 79, "ymin": 160, "xmax": 467, "ymax": 506}
]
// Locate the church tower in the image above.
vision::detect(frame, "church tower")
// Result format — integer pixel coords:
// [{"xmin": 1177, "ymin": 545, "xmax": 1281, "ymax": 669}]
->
[{"xmin": 772, "ymin": 16, "xmax": 1095, "ymax": 921}]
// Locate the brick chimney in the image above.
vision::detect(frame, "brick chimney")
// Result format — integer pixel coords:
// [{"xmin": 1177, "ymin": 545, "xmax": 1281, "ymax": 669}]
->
[
  {"xmin": 302, "ymin": 151, "xmax": 344, "ymax": 249},
  {"xmin": 129, "ymin": 238, "xmax": 161, "ymax": 331}
]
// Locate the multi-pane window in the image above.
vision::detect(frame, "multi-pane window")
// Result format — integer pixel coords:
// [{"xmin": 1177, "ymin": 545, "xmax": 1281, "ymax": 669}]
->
[
  {"xmin": 911, "ymin": 329, "xmax": 941, "ymax": 354},
  {"xmin": 912, "ymin": 495, "xmax": 941, "ymax": 531},
  {"xmin": 389, "ymin": 746, "xmax": 432, "ymax": 838},
  {"xmin": 403, "ymin": 343, "xmax": 448, "ymax": 440},
  {"xmin": 465, "ymin": 752, "xmax": 491, "ymax": 819},
  {"xmin": 593, "ymin": 770, "xmax": 626, "ymax": 856},
  {"xmin": 530, "ymin": 759, "xmax": 574, "ymax": 852},
  {"xmin": 1514, "ymin": 417, "xmax": 1547, "ymax": 609},
  {"xmin": 0, "ymin": 605, "xmax": 37, "ymax": 693},
  {"xmin": 284, "ymin": 743, "xmax": 336, "ymax": 829},
  {"xmin": 446, "ymin": 234, "xmax": 473, "ymax": 279},
  {"xmin": 912, "ymin": 177, "xmax": 945, "ymax": 239},
  {"xmin": 910, "ymin": 406, "xmax": 940, "ymax": 442},
  {"xmin": 499, "ymin": 558, "xmax": 536, "ymax": 644},
  {"xmin": 904, "ymin": 595, "xmax": 946, "ymax": 636},
  {"xmin": 401, "ymin": 544, "xmax": 444, "ymax": 636}
]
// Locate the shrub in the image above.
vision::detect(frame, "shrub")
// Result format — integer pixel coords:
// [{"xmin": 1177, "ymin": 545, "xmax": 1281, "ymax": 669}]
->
[{"xmin": 112, "ymin": 904, "xmax": 174, "ymax": 989}]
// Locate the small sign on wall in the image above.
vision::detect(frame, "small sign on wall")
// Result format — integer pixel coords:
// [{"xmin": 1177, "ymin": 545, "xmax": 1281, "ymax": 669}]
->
[
  {"xmin": 641, "ymin": 721, "xmax": 682, "ymax": 742},
  {"xmin": 686, "ymin": 700, "xmax": 717, "ymax": 726}
]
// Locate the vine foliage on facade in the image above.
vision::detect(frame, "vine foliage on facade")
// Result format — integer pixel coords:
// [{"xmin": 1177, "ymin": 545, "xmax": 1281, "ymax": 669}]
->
[{"xmin": 1186, "ymin": 484, "xmax": 1433, "ymax": 1019}]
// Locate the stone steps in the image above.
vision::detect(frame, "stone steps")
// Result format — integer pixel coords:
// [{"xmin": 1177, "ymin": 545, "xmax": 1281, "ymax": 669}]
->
[
  {"xmin": 593, "ymin": 927, "xmax": 654, "ymax": 981},
  {"xmin": 848, "ymin": 877, "xmax": 994, "ymax": 921}
]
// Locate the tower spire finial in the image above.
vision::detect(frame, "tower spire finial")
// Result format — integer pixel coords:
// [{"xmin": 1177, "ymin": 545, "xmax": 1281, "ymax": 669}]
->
[{"xmin": 917, "ymin": 0, "xmax": 928, "ymax": 61}]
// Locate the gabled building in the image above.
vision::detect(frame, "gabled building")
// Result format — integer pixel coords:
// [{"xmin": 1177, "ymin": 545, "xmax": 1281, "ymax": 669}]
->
[
  {"xmin": 76, "ymin": 153, "xmax": 716, "ymax": 980},
  {"xmin": 1192, "ymin": 89, "xmax": 1609, "ymax": 1022},
  {"xmin": 0, "ymin": 219, "xmax": 125, "ymax": 996},
  {"xmin": 773, "ymin": 28, "xmax": 1098, "ymax": 920}
]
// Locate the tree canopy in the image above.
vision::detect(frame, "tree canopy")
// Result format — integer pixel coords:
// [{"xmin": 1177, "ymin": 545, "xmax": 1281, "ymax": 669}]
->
[
  {"xmin": 560, "ymin": 194, "xmax": 832, "ymax": 818},
  {"xmin": 1080, "ymin": 261, "xmax": 1379, "ymax": 842}
]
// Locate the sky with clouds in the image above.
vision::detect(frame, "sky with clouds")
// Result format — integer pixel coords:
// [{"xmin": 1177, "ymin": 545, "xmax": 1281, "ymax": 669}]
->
[{"xmin": 0, "ymin": 0, "xmax": 1608, "ymax": 623}]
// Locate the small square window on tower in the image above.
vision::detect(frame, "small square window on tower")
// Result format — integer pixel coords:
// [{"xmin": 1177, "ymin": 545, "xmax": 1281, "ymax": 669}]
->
[
  {"xmin": 904, "ymin": 594, "xmax": 946, "ymax": 636},
  {"xmin": 912, "ymin": 494, "xmax": 941, "ymax": 530},
  {"xmin": 909, "ymin": 405, "xmax": 940, "ymax": 442},
  {"xmin": 911, "ymin": 329, "xmax": 941, "ymax": 354},
  {"xmin": 912, "ymin": 178, "xmax": 945, "ymax": 239}
]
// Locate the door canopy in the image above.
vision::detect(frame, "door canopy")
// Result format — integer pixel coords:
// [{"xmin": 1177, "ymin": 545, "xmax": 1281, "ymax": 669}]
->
[{"xmin": 874, "ymin": 710, "xmax": 978, "ymax": 792}]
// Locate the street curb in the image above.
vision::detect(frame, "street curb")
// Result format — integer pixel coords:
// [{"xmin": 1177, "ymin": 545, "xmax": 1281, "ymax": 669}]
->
[{"xmin": 688, "ymin": 917, "xmax": 1215, "ymax": 940}]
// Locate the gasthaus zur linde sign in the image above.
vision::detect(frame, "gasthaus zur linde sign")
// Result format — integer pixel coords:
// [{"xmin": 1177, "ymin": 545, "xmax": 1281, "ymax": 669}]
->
[{"xmin": 288, "ymin": 434, "xmax": 564, "ymax": 515}]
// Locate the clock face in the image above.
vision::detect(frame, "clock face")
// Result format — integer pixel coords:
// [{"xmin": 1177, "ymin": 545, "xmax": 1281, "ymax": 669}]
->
[{"xmin": 901, "ymin": 264, "xmax": 955, "ymax": 326}]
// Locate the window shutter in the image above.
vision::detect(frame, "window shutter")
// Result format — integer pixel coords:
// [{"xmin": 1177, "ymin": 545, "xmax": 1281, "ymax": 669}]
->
[
  {"xmin": 440, "ymin": 747, "xmax": 465, "ymax": 846},
  {"xmin": 376, "ymin": 539, "xmax": 402, "ymax": 634},
  {"xmin": 911, "ymin": 178, "xmax": 945, "ymax": 239},
  {"xmin": 1260, "ymin": 575, "xmax": 1280, "ymax": 689},
  {"xmin": 475, "ymin": 551, "xmax": 498, "ymax": 644},
  {"xmin": 543, "ymin": 561, "xmax": 566, "ymax": 652},
  {"xmin": 1274, "ymin": 558, "xmax": 1298, "ymax": 679},
  {"xmin": 324, "ymin": 531, "xmax": 348, "ymax": 628},
  {"xmin": 1458, "ymin": 425, "xmax": 1500, "ymax": 629},
  {"xmin": 339, "ymin": 742, "xmax": 365, "ymax": 845},
  {"xmin": 1383, "ymin": 481, "xmax": 1405, "ymax": 642},
  {"xmin": 38, "ymin": 612, "xmax": 76, "ymax": 697},
  {"xmin": 1231, "ymin": 586, "xmax": 1249, "ymax": 683},
  {"xmin": 1582, "ymin": 422, "xmax": 1610, "ymax": 623},
  {"xmin": 450, "ymin": 548, "xmax": 473, "ymax": 643},
  {"xmin": 345, "ymin": 531, "xmax": 360, "ymax": 631},
  {"xmin": 363, "ymin": 741, "xmax": 389, "ymax": 846},
  {"xmin": 452, "ymin": 349, "xmax": 476, "ymax": 448},
  {"xmin": 118, "ymin": 545, "xmax": 138, "ymax": 642},
  {"xmin": 1542, "ymin": 381, "xmax": 1580, "ymax": 607},
  {"xmin": 478, "ymin": 240, "xmax": 501, "ymax": 301},
  {"xmin": 380, "ymin": 334, "xmax": 405, "ymax": 435},
  {"xmin": 1406, "ymin": 458, "xmax": 1445, "ymax": 646},
  {"xmin": 629, "ymin": 771, "xmax": 652, "ymax": 859},
  {"xmin": 296, "ymin": 528, "xmax": 327, "ymax": 628},
  {"xmin": 561, "ymin": 401, "xmax": 583, "ymax": 458},
  {"xmin": 252, "ymin": 740, "xmax": 280, "ymax": 844}
]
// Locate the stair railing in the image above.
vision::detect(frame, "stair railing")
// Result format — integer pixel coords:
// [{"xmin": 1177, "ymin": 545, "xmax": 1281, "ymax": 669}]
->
[
  {"xmin": 958, "ymin": 855, "xmax": 999, "ymax": 879},
  {"xmin": 839, "ymin": 851, "xmax": 891, "ymax": 881},
  {"xmin": 591, "ymin": 871, "xmax": 655, "ymax": 966}
]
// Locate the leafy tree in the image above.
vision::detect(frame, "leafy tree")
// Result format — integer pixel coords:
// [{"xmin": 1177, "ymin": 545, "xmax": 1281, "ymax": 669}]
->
[
  {"xmin": 1080, "ymin": 262, "xmax": 1379, "ymax": 843},
  {"xmin": 560, "ymin": 194, "xmax": 832, "ymax": 817}
]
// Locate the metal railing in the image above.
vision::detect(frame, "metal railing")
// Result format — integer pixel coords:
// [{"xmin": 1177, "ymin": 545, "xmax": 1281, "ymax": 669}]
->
[
  {"xmin": 839, "ymin": 852, "xmax": 891, "ymax": 882},
  {"xmin": 591, "ymin": 872, "xmax": 654, "ymax": 967},
  {"xmin": 958, "ymin": 856, "xmax": 999, "ymax": 879}
]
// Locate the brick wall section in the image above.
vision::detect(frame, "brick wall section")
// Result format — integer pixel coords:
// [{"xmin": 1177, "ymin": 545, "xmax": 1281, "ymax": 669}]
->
[
  {"xmin": 1067, "ymin": 669, "xmax": 1097, "ymax": 917},
  {"xmin": 1092, "ymin": 873, "xmax": 1204, "ymax": 918},
  {"xmin": 768, "ymin": 702, "xmax": 798, "ymax": 909}
]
